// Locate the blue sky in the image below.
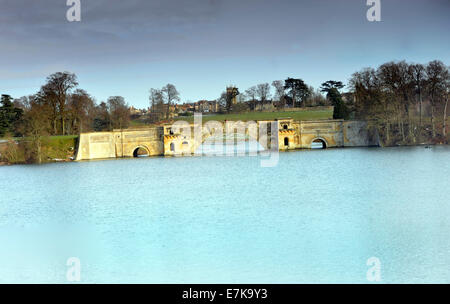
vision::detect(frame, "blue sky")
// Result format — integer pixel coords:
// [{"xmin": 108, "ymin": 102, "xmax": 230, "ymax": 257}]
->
[{"xmin": 1, "ymin": 0, "xmax": 449, "ymax": 108}]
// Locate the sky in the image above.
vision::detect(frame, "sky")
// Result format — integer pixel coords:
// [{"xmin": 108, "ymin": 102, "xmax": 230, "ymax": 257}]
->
[{"xmin": 0, "ymin": 0, "xmax": 449, "ymax": 108}]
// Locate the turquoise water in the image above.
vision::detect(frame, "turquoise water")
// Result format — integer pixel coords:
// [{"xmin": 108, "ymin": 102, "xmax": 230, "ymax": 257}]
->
[{"xmin": 0, "ymin": 146, "xmax": 449, "ymax": 283}]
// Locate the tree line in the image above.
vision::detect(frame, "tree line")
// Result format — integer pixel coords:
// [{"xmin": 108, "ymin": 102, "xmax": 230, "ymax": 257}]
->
[
  {"xmin": 215, "ymin": 78, "xmax": 350, "ymax": 121},
  {"xmin": 0, "ymin": 72, "xmax": 131, "ymax": 140},
  {"xmin": 0, "ymin": 72, "xmax": 131, "ymax": 163},
  {"xmin": 209, "ymin": 61, "xmax": 449, "ymax": 146},
  {"xmin": 149, "ymin": 84, "xmax": 180, "ymax": 121},
  {"xmin": 216, "ymin": 78, "xmax": 330, "ymax": 114},
  {"xmin": 349, "ymin": 60, "xmax": 449, "ymax": 145},
  {"xmin": 1, "ymin": 59, "xmax": 449, "ymax": 163}
]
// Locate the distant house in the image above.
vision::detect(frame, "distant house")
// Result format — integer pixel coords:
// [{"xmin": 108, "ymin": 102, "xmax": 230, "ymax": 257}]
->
[
  {"xmin": 129, "ymin": 106, "xmax": 145, "ymax": 116},
  {"xmin": 176, "ymin": 103, "xmax": 194, "ymax": 114},
  {"xmin": 194, "ymin": 100, "xmax": 219, "ymax": 113}
]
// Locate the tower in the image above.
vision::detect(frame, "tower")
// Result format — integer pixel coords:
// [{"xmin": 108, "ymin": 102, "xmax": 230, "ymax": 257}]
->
[{"xmin": 226, "ymin": 86, "xmax": 239, "ymax": 105}]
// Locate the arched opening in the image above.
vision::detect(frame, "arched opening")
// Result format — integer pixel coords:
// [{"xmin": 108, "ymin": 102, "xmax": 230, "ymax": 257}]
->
[
  {"xmin": 133, "ymin": 146, "xmax": 149, "ymax": 157},
  {"xmin": 311, "ymin": 138, "xmax": 327, "ymax": 149},
  {"xmin": 182, "ymin": 141, "xmax": 189, "ymax": 152},
  {"xmin": 284, "ymin": 137, "xmax": 289, "ymax": 146},
  {"xmin": 283, "ymin": 124, "xmax": 288, "ymax": 130},
  {"xmin": 170, "ymin": 142, "xmax": 175, "ymax": 152}
]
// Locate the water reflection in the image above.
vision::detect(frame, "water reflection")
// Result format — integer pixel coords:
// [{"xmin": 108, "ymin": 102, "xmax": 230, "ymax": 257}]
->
[{"xmin": 1, "ymin": 146, "xmax": 449, "ymax": 283}]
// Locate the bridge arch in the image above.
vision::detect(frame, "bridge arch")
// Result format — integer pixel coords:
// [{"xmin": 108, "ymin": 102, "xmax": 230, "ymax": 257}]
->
[
  {"xmin": 133, "ymin": 145, "xmax": 150, "ymax": 157},
  {"xmin": 311, "ymin": 137, "xmax": 327, "ymax": 149},
  {"xmin": 194, "ymin": 120, "xmax": 263, "ymax": 154}
]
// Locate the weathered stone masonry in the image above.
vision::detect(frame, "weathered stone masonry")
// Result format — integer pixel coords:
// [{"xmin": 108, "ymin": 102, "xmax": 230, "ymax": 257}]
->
[{"xmin": 75, "ymin": 119, "xmax": 378, "ymax": 161}]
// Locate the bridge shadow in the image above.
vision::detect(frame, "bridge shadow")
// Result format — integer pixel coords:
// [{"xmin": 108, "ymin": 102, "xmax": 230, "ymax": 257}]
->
[
  {"xmin": 311, "ymin": 138, "xmax": 327, "ymax": 149},
  {"xmin": 133, "ymin": 146, "xmax": 150, "ymax": 157}
]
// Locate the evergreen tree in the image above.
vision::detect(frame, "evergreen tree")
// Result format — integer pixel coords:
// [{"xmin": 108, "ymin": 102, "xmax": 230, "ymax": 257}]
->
[
  {"xmin": 0, "ymin": 94, "xmax": 23, "ymax": 137},
  {"xmin": 320, "ymin": 81, "xmax": 349, "ymax": 119}
]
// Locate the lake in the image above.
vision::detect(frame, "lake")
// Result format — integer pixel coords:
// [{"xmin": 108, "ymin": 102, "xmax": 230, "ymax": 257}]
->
[{"xmin": 0, "ymin": 146, "xmax": 449, "ymax": 283}]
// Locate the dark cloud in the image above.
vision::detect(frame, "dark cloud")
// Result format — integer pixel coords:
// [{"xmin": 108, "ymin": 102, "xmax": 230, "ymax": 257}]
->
[
  {"xmin": 0, "ymin": 0, "xmax": 448, "ymax": 104},
  {"xmin": 1, "ymin": 0, "xmax": 448, "ymax": 67}
]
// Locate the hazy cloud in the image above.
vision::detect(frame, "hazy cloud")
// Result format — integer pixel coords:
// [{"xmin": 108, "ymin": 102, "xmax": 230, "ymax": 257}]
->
[{"xmin": 0, "ymin": 0, "xmax": 448, "ymax": 105}]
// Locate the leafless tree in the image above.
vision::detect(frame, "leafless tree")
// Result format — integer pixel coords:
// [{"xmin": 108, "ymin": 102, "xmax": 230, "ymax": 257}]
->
[
  {"xmin": 149, "ymin": 88, "xmax": 158, "ymax": 111},
  {"xmin": 272, "ymin": 80, "xmax": 285, "ymax": 107},
  {"xmin": 307, "ymin": 87, "xmax": 328, "ymax": 107},
  {"xmin": 245, "ymin": 86, "xmax": 257, "ymax": 111},
  {"xmin": 444, "ymin": 83, "xmax": 449, "ymax": 137},
  {"xmin": 23, "ymin": 97, "xmax": 52, "ymax": 163},
  {"xmin": 378, "ymin": 61, "xmax": 413, "ymax": 141},
  {"xmin": 68, "ymin": 89, "xmax": 95, "ymax": 133},
  {"xmin": 107, "ymin": 96, "xmax": 130, "ymax": 130},
  {"xmin": 44, "ymin": 72, "xmax": 78, "ymax": 135},
  {"xmin": 162, "ymin": 84, "xmax": 180, "ymax": 119},
  {"xmin": 256, "ymin": 83, "xmax": 271, "ymax": 111},
  {"xmin": 426, "ymin": 60, "xmax": 448, "ymax": 138},
  {"xmin": 410, "ymin": 64, "xmax": 426, "ymax": 133}
]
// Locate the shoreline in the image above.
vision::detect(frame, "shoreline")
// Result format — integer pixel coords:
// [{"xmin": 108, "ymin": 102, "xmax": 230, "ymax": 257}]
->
[{"xmin": 1, "ymin": 142, "xmax": 448, "ymax": 166}]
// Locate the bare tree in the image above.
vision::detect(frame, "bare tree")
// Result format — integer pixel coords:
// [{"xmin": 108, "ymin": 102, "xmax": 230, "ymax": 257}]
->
[
  {"xmin": 426, "ymin": 60, "xmax": 448, "ymax": 138},
  {"xmin": 256, "ymin": 83, "xmax": 271, "ymax": 111},
  {"xmin": 162, "ymin": 84, "xmax": 180, "ymax": 119},
  {"xmin": 150, "ymin": 88, "xmax": 165, "ymax": 121},
  {"xmin": 23, "ymin": 97, "xmax": 52, "ymax": 163},
  {"xmin": 410, "ymin": 64, "xmax": 426, "ymax": 134},
  {"xmin": 107, "ymin": 96, "xmax": 130, "ymax": 129},
  {"xmin": 217, "ymin": 91, "xmax": 227, "ymax": 112},
  {"xmin": 272, "ymin": 80, "xmax": 285, "ymax": 109},
  {"xmin": 444, "ymin": 83, "xmax": 449, "ymax": 137},
  {"xmin": 44, "ymin": 72, "xmax": 78, "ymax": 135},
  {"xmin": 68, "ymin": 89, "xmax": 95, "ymax": 134},
  {"xmin": 37, "ymin": 84, "xmax": 59, "ymax": 135},
  {"xmin": 149, "ymin": 88, "xmax": 158, "ymax": 111},
  {"xmin": 378, "ymin": 61, "xmax": 413, "ymax": 141},
  {"xmin": 13, "ymin": 96, "xmax": 32, "ymax": 112},
  {"xmin": 307, "ymin": 87, "xmax": 328, "ymax": 107},
  {"xmin": 93, "ymin": 102, "xmax": 111, "ymax": 131},
  {"xmin": 351, "ymin": 67, "xmax": 395, "ymax": 144},
  {"xmin": 351, "ymin": 60, "xmax": 449, "ymax": 145},
  {"xmin": 245, "ymin": 86, "xmax": 257, "ymax": 111}
]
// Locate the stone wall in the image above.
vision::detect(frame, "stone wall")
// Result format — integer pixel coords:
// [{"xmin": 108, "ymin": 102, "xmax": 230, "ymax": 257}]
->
[
  {"xmin": 75, "ymin": 128, "xmax": 163, "ymax": 160},
  {"xmin": 343, "ymin": 121, "xmax": 369, "ymax": 147},
  {"xmin": 295, "ymin": 120, "xmax": 344, "ymax": 149},
  {"xmin": 75, "ymin": 120, "xmax": 378, "ymax": 160},
  {"xmin": 343, "ymin": 121, "xmax": 380, "ymax": 147},
  {"xmin": 76, "ymin": 132, "xmax": 116, "ymax": 160}
]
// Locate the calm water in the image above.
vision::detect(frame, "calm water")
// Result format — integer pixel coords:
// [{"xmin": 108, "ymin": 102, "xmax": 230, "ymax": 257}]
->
[{"xmin": 1, "ymin": 146, "xmax": 449, "ymax": 283}]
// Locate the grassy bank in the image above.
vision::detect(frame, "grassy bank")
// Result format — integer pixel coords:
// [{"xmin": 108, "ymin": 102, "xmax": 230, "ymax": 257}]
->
[
  {"xmin": 130, "ymin": 109, "xmax": 334, "ymax": 127},
  {"xmin": 0, "ymin": 135, "xmax": 78, "ymax": 164},
  {"xmin": 173, "ymin": 110, "xmax": 333, "ymax": 123},
  {"xmin": 44, "ymin": 135, "xmax": 78, "ymax": 160}
]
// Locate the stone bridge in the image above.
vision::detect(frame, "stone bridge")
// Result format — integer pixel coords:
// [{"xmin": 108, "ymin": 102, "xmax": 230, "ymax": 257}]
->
[{"xmin": 75, "ymin": 119, "xmax": 377, "ymax": 161}]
